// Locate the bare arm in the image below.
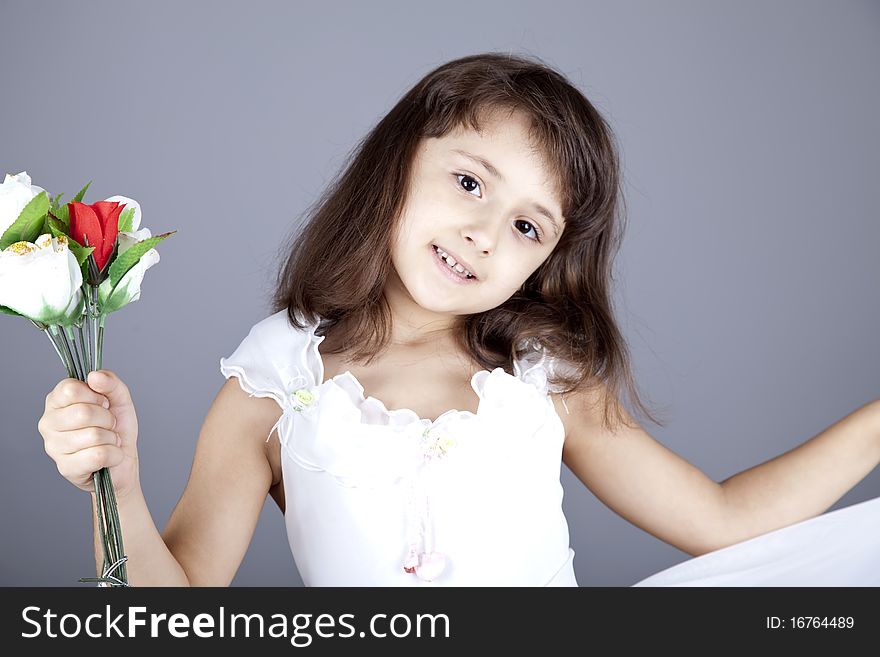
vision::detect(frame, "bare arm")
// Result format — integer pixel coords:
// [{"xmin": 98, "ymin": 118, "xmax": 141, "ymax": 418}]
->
[
  {"xmin": 556, "ymin": 386, "xmax": 880, "ymax": 557},
  {"xmin": 159, "ymin": 378, "xmax": 282, "ymax": 586},
  {"xmin": 719, "ymin": 400, "xmax": 880, "ymax": 541},
  {"xmin": 88, "ymin": 378, "xmax": 281, "ymax": 586}
]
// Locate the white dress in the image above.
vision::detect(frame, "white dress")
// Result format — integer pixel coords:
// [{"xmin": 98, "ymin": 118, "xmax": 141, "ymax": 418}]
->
[
  {"xmin": 220, "ymin": 309, "xmax": 577, "ymax": 586},
  {"xmin": 220, "ymin": 310, "xmax": 880, "ymax": 586}
]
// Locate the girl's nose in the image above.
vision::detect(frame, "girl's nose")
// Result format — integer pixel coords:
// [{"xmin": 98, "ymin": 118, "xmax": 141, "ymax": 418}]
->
[{"xmin": 461, "ymin": 214, "xmax": 503, "ymax": 255}]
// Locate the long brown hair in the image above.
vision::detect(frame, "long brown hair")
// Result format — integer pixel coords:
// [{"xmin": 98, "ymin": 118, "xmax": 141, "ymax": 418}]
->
[{"xmin": 271, "ymin": 52, "xmax": 664, "ymax": 431}]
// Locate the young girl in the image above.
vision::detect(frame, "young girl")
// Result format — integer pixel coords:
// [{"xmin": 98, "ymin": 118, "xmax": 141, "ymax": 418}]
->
[{"xmin": 38, "ymin": 52, "xmax": 880, "ymax": 586}]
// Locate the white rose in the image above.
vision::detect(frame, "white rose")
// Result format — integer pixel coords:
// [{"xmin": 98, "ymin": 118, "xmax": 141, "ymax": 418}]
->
[
  {"xmin": 104, "ymin": 194, "xmax": 142, "ymax": 232},
  {"xmin": 98, "ymin": 248, "xmax": 160, "ymax": 314},
  {"xmin": 116, "ymin": 226, "xmax": 152, "ymax": 253},
  {"xmin": 96, "ymin": 196, "xmax": 157, "ymax": 314},
  {"xmin": 0, "ymin": 172, "xmax": 47, "ymax": 236},
  {"xmin": 104, "ymin": 193, "xmax": 152, "ymax": 259},
  {"xmin": 0, "ymin": 234, "xmax": 84, "ymax": 325}
]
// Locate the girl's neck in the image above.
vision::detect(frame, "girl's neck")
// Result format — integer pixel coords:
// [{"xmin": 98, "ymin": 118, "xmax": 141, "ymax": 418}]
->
[
  {"xmin": 386, "ymin": 314, "xmax": 458, "ymax": 348},
  {"xmin": 382, "ymin": 274, "xmax": 461, "ymax": 348}
]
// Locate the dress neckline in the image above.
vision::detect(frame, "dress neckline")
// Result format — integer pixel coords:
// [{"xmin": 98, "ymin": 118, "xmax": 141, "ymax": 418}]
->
[
  {"xmin": 300, "ymin": 315, "xmax": 548, "ymax": 427},
  {"xmin": 307, "ymin": 319, "xmax": 486, "ymax": 426}
]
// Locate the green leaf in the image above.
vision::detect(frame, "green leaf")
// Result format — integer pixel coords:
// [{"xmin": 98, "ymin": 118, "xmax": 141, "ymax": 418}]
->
[
  {"xmin": 21, "ymin": 208, "xmax": 48, "ymax": 244},
  {"xmin": 0, "ymin": 304, "xmax": 24, "ymax": 318},
  {"xmin": 64, "ymin": 232, "xmax": 85, "ymax": 249},
  {"xmin": 56, "ymin": 203, "xmax": 70, "ymax": 227},
  {"xmin": 72, "ymin": 181, "xmax": 91, "ymax": 203},
  {"xmin": 63, "ymin": 228, "xmax": 95, "ymax": 268},
  {"xmin": 48, "ymin": 217, "xmax": 69, "ymax": 239},
  {"xmin": 69, "ymin": 243, "xmax": 95, "ymax": 267},
  {"xmin": 107, "ymin": 230, "xmax": 176, "ymax": 288},
  {"xmin": 0, "ymin": 192, "xmax": 50, "ymax": 250},
  {"xmin": 118, "ymin": 207, "xmax": 135, "ymax": 233}
]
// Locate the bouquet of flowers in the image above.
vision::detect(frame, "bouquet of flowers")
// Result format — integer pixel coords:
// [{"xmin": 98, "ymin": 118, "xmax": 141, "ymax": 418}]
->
[{"xmin": 0, "ymin": 171, "xmax": 175, "ymax": 586}]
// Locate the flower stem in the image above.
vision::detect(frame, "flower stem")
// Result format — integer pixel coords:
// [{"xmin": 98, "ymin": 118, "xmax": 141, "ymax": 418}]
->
[
  {"xmin": 101, "ymin": 470, "xmax": 128, "ymax": 583},
  {"xmin": 43, "ymin": 327, "xmax": 76, "ymax": 378},
  {"xmin": 76, "ymin": 321, "xmax": 91, "ymax": 374},
  {"xmin": 49, "ymin": 325, "xmax": 80, "ymax": 379},
  {"xmin": 97, "ymin": 314, "xmax": 105, "ymax": 371},
  {"xmin": 63, "ymin": 326, "xmax": 85, "ymax": 381},
  {"xmin": 76, "ymin": 283, "xmax": 128, "ymax": 587},
  {"xmin": 89, "ymin": 285, "xmax": 103, "ymax": 371},
  {"xmin": 92, "ymin": 469, "xmax": 111, "ymax": 572}
]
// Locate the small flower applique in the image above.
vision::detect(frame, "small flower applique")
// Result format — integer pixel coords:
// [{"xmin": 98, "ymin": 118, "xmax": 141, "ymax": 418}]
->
[
  {"xmin": 266, "ymin": 371, "xmax": 320, "ymax": 444},
  {"xmin": 281, "ymin": 371, "xmax": 320, "ymax": 417},
  {"xmin": 290, "ymin": 387, "xmax": 317, "ymax": 412},
  {"xmin": 420, "ymin": 426, "xmax": 457, "ymax": 461}
]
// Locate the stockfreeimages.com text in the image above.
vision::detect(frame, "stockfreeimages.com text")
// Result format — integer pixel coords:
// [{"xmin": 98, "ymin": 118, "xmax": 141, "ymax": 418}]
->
[{"xmin": 21, "ymin": 605, "xmax": 450, "ymax": 646}]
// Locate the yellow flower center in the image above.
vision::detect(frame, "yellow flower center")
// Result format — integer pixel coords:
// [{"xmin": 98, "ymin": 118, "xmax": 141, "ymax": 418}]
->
[
  {"xmin": 293, "ymin": 389, "xmax": 314, "ymax": 405},
  {"xmin": 4, "ymin": 241, "xmax": 36, "ymax": 255}
]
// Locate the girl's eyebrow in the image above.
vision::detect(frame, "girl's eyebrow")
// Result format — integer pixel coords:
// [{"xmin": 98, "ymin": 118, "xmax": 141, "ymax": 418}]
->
[{"xmin": 451, "ymin": 148, "xmax": 561, "ymax": 237}]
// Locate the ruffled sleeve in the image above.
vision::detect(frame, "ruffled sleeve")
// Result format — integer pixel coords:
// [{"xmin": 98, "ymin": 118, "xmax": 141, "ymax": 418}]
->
[
  {"xmin": 513, "ymin": 338, "xmax": 580, "ymax": 396},
  {"xmin": 511, "ymin": 339, "xmax": 582, "ymax": 419},
  {"xmin": 541, "ymin": 352, "xmax": 581, "ymax": 395},
  {"xmin": 219, "ymin": 309, "xmax": 319, "ymax": 411}
]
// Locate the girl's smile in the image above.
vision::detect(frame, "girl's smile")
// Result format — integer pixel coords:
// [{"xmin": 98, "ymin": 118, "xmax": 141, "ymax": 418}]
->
[{"xmin": 430, "ymin": 244, "xmax": 479, "ymax": 284}]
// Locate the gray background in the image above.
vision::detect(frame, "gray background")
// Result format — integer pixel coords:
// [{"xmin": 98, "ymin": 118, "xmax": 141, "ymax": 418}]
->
[{"xmin": 1, "ymin": 0, "xmax": 877, "ymax": 587}]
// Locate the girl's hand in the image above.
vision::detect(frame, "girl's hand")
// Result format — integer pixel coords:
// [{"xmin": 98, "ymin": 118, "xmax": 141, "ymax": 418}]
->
[{"xmin": 37, "ymin": 370, "xmax": 140, "ymax": 499}]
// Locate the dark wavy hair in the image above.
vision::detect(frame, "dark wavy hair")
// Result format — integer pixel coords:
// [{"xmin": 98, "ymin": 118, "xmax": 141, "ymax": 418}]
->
[{"xmin": 271, "ymin": 52, "xmax": 664, "ymax": 431}]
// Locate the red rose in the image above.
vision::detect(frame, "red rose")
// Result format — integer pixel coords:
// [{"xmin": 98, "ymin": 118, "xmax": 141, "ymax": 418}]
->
[{"xmin": 68, "ymin": 200, "xmax": 125, "ymax": 271}]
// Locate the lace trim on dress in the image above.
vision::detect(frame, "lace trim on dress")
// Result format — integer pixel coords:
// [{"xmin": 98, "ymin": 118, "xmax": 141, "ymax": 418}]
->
[{"xmin": 219, "ymin": 310, "xmax": 565, "ymax": 477}]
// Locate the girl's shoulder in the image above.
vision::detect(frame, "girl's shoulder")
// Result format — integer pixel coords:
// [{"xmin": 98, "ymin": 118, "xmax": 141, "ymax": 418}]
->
[{"xmin": 219, "ymin": 309, "xmax": 321, "ymax": 409}]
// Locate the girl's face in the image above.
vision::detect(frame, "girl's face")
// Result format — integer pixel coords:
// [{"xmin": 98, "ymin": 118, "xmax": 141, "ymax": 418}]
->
[{"xmin": 388, "ymin": 109, "xmax": 565, "ymax": 323}]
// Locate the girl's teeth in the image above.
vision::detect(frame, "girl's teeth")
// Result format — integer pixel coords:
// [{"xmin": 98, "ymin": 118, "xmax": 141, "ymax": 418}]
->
[{"xmin": 435, "ymin": 246, "xmax": 473, "ymax": 278}]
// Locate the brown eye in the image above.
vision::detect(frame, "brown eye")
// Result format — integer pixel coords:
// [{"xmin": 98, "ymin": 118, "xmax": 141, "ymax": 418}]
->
[
  {"xmin": 456, "ymin": 174, "xmax": 482, "ymax": 197},
  {"xmin": 514, "ymin": 219, "xmax": 542, "ymax": 243}
]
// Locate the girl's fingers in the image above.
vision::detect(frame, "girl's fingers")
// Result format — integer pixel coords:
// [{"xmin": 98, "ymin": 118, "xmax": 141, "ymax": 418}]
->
[
  {"xmin": 47, "ymin": 426, "xmax": 120, "ymax": 457},
  {"xmin": 46, "ymin": 378, "xmax": 110, "ymax": 411},
  {"xmin": 55, "ymin": 443, "xmax": 125, "ymax": 481},
  {"xmin": 45, "ymin": 402, "xmax": 116, "ymax": 433}
]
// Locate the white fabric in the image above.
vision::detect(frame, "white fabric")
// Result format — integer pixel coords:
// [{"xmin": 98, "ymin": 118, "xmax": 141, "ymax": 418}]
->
[
  {"xmin": 220, "ymin": 309, "xmax": 577, "ymax": 586},
  {"xmin": 633, "ymin": 494, "xmax": 880, "ymax": 586},
  {"xmin": 220, "ymin": 310, "xmax": 880, "ymax": 586}
]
